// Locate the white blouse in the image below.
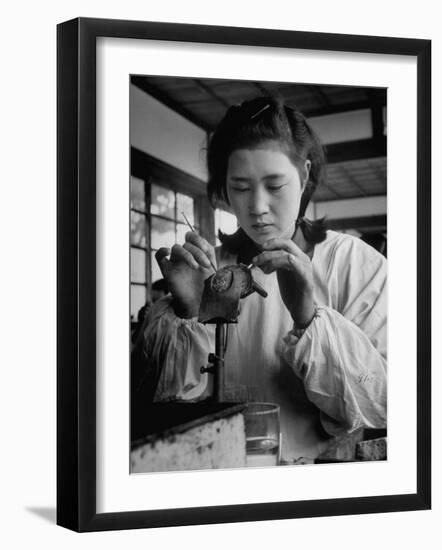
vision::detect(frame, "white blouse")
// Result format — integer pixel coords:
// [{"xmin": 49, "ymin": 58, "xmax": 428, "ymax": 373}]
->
[{"xmin": 142, "ymin": 230, "xmax": 387, "ymax": 460}]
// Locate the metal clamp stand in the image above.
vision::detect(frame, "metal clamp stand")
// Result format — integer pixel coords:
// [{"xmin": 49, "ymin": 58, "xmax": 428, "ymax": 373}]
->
[
  {"xmin": 198, "ymin": 264, "xmax": 267, "ymax": 402},
  {"xmin": 200, "ymin": 322, "xmax": 225, "ymax": 402}
]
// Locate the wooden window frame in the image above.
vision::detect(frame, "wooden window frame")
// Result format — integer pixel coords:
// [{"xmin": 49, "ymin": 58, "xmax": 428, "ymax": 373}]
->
[{"xmin": 130, "ymin": 147, "xmax": 215, "ymax": 307}]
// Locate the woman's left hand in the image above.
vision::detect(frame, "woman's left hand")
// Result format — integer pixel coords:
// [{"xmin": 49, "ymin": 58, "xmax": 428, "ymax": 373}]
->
[{"xmin": 252, "ymin": 238, "xmax": 316, "ymax": 327}]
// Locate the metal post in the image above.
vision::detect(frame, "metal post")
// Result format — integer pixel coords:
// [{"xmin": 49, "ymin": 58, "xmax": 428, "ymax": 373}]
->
[{"xmin": 214, "ymin": 322, "xmax": 225, "ymax": 402}]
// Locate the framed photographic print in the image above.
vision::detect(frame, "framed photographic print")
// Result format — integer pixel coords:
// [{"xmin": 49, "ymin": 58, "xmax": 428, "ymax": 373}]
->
[{"xmin": 57, "ymin": 17, "xmax": 431, "ymax": 532}]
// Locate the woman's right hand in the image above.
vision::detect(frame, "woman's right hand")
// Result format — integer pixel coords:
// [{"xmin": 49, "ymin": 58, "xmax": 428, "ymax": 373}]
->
[{"xmin": 155, "ymin": 231, "xmax": 217, "ymax": 318}]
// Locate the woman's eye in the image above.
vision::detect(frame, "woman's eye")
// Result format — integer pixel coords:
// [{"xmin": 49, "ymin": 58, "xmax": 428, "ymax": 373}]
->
[
  {"xmin": 232, "ymin": 187, "xmax": 250, "ymax": 193},
  {"xmin": 268, "ymin": 185, "xmax": 285, "ymax": 192}
]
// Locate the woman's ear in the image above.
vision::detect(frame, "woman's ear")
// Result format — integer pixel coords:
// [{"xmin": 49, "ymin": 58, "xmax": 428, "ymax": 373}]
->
[{"xmin": 300, "ymin": 159, "xmax": 311, "ymax": 192}]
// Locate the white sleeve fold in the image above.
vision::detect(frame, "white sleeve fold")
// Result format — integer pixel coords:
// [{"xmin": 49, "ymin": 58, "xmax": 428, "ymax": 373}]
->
[
  {"xmin": 143, "ymin": 297, "xmax": 214, "ymax": 401},
  {"xmin": 283, "ymin": 305, "xmax": 387, "ymax": 436}
]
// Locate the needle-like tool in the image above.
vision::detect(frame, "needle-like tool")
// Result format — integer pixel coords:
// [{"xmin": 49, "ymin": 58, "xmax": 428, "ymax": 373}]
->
[{"xmin": 181, "ymin": 212, "xmax": 217, "ymax": 272}]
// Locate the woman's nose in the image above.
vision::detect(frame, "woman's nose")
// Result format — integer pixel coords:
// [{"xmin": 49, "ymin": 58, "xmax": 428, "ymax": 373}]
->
[{"xmin": 249, "ymin": 190, "xmax": 269, "ymax": 216}]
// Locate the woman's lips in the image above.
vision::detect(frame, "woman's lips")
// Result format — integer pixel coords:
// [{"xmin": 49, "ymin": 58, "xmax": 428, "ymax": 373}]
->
[{"xmin": 252, "ymin": 223, "xmax": 274, "ymax": 233}]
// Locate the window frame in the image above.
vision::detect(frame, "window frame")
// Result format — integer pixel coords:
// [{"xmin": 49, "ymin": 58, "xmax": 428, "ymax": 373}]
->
[{"xmin": 130, "ymin": 147, "xmax": 215, "ymax": 314}]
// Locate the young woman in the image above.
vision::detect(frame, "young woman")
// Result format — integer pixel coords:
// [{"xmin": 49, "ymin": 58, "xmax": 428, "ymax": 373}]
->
[{"xmin": 134, "ymin": 96, "xmax": 387, "ymax": 461}]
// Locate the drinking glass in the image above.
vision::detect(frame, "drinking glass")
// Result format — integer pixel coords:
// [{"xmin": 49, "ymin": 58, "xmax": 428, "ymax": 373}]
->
[{"xmin": 244, "ymin": 402, "xmax": 280, "ymax": 467}]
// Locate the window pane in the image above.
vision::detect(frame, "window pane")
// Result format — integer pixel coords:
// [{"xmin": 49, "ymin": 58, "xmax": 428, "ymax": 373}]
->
[
  {"xmin": 177, "ymin": 193, "xmax": 194, "ymax": 226},
  {"xmin": 130, "ymin": 176, "xmax": 146, "ymax": 211},
  {"xmin": 131, "ymin": 247, "xmax": 147, "ymax": 283},
  {"xmin": 151, "ymin": 184, "xmax": 175, "ymax": 218},
  {"xmin": 151, "ymin": 251, "xmax": 163, "ymax": 284},
  {"xmin": 151, "ymin": 216, "xmax": 175, "ymax": 250},
  {"xmin": 131, "ymin": 284, "xmax": 147, "ymax": 319},
  {"xmin": 131, "ymin": 211, "xmax": 148, "ymax": 247},
  {"xmin": 176, "ymin": 222, "xmax": 189, "ymax": 245}
]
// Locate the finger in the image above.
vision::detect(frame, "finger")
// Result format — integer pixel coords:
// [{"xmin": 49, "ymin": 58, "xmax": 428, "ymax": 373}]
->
[
  {"xmin": 183, "ymin": 242, "xmax": 212, "ymax": 269},
  {"xmin": 185, "ymin": 231, "xmax": 217, "ymax": 267},
  {"xmin": 262, "ymin": 238, "xmax": 306, "ymax": 258},
  {"xmin": 170, "ymin": 243, "xmax": 200, "ymax": 270},
  {"xmin": 253, "ymin": 251, "xmax": 298, "ymax": 273},
  {"xmin": 155, "ymin": 248, "xmax": 171, "ymax": 276}
]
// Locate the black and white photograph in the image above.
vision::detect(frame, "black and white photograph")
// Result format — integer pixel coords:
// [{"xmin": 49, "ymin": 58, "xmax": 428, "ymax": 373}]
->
[
  {"xmin": 54, "ymin": 14, "xmax": 431, "ymax": 533},
  {"xmin": 0, "ymin": 0, "xmax": 437, "ymax": 542},
  {"xmin": 129, "ymin": 76, "xmax": 388, "ymax": 473}
]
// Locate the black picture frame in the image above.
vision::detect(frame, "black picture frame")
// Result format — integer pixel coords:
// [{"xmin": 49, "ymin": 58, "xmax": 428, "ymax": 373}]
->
[{"xmin": 57, "ymin": 17, "xmax": 431, "ymax": 532}]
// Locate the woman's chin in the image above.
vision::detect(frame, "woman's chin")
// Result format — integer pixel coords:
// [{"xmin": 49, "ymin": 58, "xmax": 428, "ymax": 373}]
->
[
  {"xmin": 247, "ymin": 227, "xmax": 279, "ymax": 247},
  {"xmin": 251, "ymin": 237, "xmax": 267, "ymax": 249},
  {"xmin": 247, "ymin": 223, "xmax": 295, "ymax": 246}
]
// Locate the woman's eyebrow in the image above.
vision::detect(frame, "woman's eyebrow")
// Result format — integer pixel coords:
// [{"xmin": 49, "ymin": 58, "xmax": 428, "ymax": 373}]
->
[
  {"xmin": 228, "ymin": 173, "xmax": 285, "ymax": 182},
  {"xmin": 228, "ymin": 176, "xmax": 251, "ymax": 182}
]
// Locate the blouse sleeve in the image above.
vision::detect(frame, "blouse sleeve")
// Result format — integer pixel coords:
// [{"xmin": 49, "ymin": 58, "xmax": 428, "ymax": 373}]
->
[
  {"xmin": 136, "ymin": 296, "xmax": 214, "ymax": 402},
  {"xmin": 282, "ymin": 236, "xmax": 387, "ymax": 436},
  {"xmin": 132, "ymin": 247, "xmax": 234, "ymax": 403}
]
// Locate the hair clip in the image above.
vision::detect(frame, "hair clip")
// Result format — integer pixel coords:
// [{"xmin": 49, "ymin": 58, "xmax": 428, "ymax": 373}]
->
[{"xmin": 250, "ymin": 104, "xmax": 270, "ymax": 119}]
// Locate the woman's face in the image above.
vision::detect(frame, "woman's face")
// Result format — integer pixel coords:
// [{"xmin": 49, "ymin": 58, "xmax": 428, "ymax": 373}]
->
[{"xmin": 226, "ymin": 143, "xmax": 310, "ymax": 246}]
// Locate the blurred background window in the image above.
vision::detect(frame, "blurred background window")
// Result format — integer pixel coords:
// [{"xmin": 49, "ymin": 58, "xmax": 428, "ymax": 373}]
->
[{"xmin": 130, "ymin": 175, "xmax": 196, "ymax": 319}]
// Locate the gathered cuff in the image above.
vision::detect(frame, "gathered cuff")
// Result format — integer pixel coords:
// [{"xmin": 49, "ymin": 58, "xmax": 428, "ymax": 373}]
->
[
  {"xmin": 151, "ymin": 296, "xmax": 201, "ymax": 329},
  {"xmin": 285, "ymin": 305, "xmax": 323, "ymax": 344}
]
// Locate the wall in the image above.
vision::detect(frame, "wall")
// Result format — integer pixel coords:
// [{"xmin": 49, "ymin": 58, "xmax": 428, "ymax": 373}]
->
[
  {"xmin": 130, "ymin": 84, "xmax": 207, "ymax": 182},
  {"xmin": 0, "ymin": 1, "xmax": 439, "ymax": 549},
  {"xmin": 309, "ymin": 195, "xmax": 387, "ymax": 220},
  {"xmin": 309, "ymin": 108, "xmax": 373, "ymax": 145}
]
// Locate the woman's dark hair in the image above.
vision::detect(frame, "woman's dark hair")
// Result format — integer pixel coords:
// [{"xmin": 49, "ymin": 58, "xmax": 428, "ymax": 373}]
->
[{"xmin": 206, "ymin": 96, "xmax": 327, "ymax": 248}]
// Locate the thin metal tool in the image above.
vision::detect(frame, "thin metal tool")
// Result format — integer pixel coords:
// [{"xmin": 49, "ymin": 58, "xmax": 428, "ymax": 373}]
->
[{"xmin": 181, "ymin": 212, "xmax": 217, "ymax": 272}]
